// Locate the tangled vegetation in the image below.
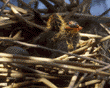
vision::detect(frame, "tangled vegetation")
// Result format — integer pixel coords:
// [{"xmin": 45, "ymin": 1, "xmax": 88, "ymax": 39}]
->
[{"xmin": 0, "ymin": 0, "xmax": 110, "ymax": 88}]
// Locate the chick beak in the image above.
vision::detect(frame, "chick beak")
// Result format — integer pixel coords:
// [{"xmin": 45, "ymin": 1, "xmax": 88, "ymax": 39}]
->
[{"xmin": 78, "ymin": 26, "xmax": 83, "ymax": 31}]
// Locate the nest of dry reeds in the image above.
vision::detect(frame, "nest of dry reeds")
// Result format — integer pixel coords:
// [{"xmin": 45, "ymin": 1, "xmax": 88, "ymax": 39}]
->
[{"xmin": 0, "ymin": 0, "xmax": 110, "ymax": 88}]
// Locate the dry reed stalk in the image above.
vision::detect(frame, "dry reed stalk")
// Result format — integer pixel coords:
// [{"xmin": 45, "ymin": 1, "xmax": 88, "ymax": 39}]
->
[
  {"xmin": 11, "ymin": 6, "xmax": 48, "ymax": 32},
  {"xmin": 0, "ymin": 55, "xmax": 109, "ymax": 76},
  {"xmin": 76, "ymin": 39, "xmax": 88, "ymax": 47},
  {"xmin": 1, "ymin": 72, "xmax": 58, "ymax": 79},
  {"xmin": 0, "ymin": 72, "xmax": 23, "ymax": 78},
  {"xmin": 74, "ymin": 73, "xmax": 88, "ymax": 88},
  {"xmin": 100, "ymin": 23, "xmax": 110, "ymax": 35},
  {"xmin": 78, "ymin": 79, "xmax": 101, "ymax": 87},
  {"xmin": 68, "ymin": 72, "xmax": 79, "ymax": 88},
  {"xmin": 93, "ymin": 46, "xmax": 101, "ymax": 53},
  {"xmin": 79, "ymin": 33, "xmax": 102, "ymax": 38},
  {"xmin": 0, "ymin": 68, "xmax": 17, "ymax": 73},
  {"xmin": 0, "ymin": 83, "xmax": 8, "ymax": 87},
  {"xmin": 3, "ymin": 78, "xmax": 58, "ymax": 88},
  {"xmin": 0, "ymin": 14, "xmax": 34, "ymax": 28},
  {"xmin": 55, "ymin": 35, "xmax": 110, "ymax": 62},
  {"xmin": 95, "ymin": 83, "xmax": 100, "ymax": 88},
  {"xmin": 0, "ymin": 53, "xmax": 104, "ymax": 69},
  {"xmin": 0, "ymin": 64, "xmax": 4, "ymax": 68},
  {"xmin": 1, "ymin": 0, "xmax": 27, "ymax": 14},
  {"xmin": 0, "ymin": 9, "xmax": 11, "ymax": 13},
  {"xmin": 99, "ymin": 80, "xmax": 106, "ymax": 88},
  {"xmin": 101, "ymin": 54, "xmax": 110, "ymax": 61},
  {"xmin": 64, "ymin": 53, "xmax": 99, "ymax": 59},
  {"xmin": 0, "ymin": 0, "xmax": 110, "ymax": 88}
]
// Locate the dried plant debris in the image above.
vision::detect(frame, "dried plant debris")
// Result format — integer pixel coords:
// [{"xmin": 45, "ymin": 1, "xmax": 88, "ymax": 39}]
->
[{"xmin": 0, "ymin": 0, "xmax": 110, "ymax": 88}]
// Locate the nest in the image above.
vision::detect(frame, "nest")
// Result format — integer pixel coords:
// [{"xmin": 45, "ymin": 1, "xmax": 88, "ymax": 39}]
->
[{"xmin": 0, "ymin": 0, "xmax": 110, "ymax": 88}]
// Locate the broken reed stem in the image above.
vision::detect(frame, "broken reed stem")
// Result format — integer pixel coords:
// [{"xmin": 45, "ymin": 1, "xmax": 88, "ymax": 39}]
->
[
  {"xmin": 38, "ymin": 78, "xmax": 58, "ymax": 88},
  {"xmin": 74, "ymin": 73, "xmax": 88, "ymax": 88},
  {"xmin": 68, "ymin": 72, "xmax": 79, "ymax": 88},
  {"xmin": 78, "ymin": 79, "xmax": 101, "ymax": 87},
  {"xmin": 99, "ymin": 80, "xmax": 106, "ymax": 88},
  {"xmin": 93, "ymin": 46, "xmax": 101, "ymax": 53},
  {"xmin": 95, "ymin": 83, "xmax": 100, "ymax": 88}
]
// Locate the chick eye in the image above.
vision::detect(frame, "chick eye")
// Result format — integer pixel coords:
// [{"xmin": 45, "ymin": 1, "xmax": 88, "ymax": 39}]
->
[{"xmin": 68, "ymin": 21, "xmax": 78, "ymax": 28}]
